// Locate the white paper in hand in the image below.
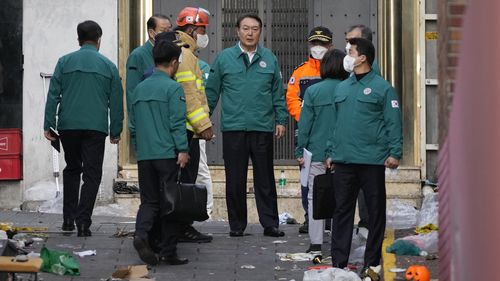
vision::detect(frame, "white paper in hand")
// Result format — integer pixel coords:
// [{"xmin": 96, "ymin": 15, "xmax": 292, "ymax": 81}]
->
[{"xmin": 300, "ymin": 148, "xmax": 313, "ymax": 186}]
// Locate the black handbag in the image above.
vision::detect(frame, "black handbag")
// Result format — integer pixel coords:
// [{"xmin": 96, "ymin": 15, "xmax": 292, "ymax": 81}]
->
[
  {"xmin": 160, "ymin": 169, "xmax": 209, "ymax": 222},
  {"xmin": 312, "ymin": 168, "xmax": 335, "ymax": 220}
]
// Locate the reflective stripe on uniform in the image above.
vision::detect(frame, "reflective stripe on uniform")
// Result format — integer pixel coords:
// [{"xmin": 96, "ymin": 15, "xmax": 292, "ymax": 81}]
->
[
  {"xmin": 196, "ymin": 79, "xmax": 204, "ymax": 90},
  {"xmin": 186, "ymin": 122, "xmax": 194, "ymax": 131},
  {"xmin": 175, "ymin": 71, "xmax": 196, "ymax": 82},
  {"xmin": 187, "ymin": 107, "xmax": 208, "ymax": 124}
]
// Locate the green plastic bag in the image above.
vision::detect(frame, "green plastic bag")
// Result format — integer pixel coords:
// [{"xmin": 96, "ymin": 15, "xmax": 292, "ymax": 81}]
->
[
  {"xmin": 386, "ymin": 239, "xmax": 422, "ymax": 256},
  {"xmin": 40, "ymin": 246, "xmax": 80, "ymax": 276}
]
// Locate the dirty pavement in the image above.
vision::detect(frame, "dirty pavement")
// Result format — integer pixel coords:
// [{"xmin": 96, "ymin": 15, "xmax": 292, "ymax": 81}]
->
[{"xmin": 0, "ymin": 208, "xmax": 438, "ymax": 281}]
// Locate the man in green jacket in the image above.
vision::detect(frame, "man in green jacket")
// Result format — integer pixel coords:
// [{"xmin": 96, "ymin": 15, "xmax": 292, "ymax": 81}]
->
[
  {"xmin": 43, "ymin": 20, "xmax": 123, "ymax": 237},
  {"xmin": 344, "ymin": 24, "xmax": 380, "ymax": 232},
  {"xmin": 126, "ymin": 14, "xmax": 172, "ymax": 110},
  {"xmin": 205, "ymin": 14, "xmax": 288, "ymax": 238},
  {"xmin": 129, "ymin": 40, "xmax": 189, "ymax": 266},
  {"xmin": 326, "ymin": 38, "xmax": 402, "ymax": 279}
]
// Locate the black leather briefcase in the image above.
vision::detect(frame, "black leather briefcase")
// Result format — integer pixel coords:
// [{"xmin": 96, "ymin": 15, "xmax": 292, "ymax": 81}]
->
[
  {"xmin": 160, "ymin": 170, "xmax": 209, "ymax": 222},
  {"xmin": 312, "ymin": 169, "xmax": 335, "ymax": 220}
]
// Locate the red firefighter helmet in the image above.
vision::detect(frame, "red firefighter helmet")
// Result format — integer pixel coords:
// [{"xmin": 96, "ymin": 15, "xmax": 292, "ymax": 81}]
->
[{"xmin": 176, "ymin": 7, "xmax": 210, "ymax": 27}]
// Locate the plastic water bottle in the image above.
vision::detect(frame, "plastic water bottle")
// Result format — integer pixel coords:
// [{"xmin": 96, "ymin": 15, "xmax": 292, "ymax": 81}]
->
[{"xmin": 278, "ymin": 170, "xmax": 286, "ymax": 194}]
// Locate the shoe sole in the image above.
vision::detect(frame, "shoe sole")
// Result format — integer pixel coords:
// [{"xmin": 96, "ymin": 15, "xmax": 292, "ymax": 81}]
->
[
  {"xmin": 263, "ymin": 232, "xmax": 285, "ymax": 237},
  {"xmin": 133, "ymin": 239, "xmax": 158, "ymax": 265},
  {"xmin": 177, "ymin": 237, "xmax": 213, "ymax": 243},
  {"xmin": 163, "ymin": 259, "xmax": 189, "ymax": 265}
]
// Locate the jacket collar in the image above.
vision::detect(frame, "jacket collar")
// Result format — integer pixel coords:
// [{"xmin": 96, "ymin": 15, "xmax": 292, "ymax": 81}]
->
[
  {"xmin": 348, "ymin": 69, "xmax": 376, "ymax": 85},
  {"xmin": 152, "ymin": 69, "xmax": 174, "ymax": 80},
  {"xmin": 80, "ymin": 44, "xmax": 98, "ymax": 51},
  {"xmin": 176, "ymin": 31, "xmax": 198, "ymax": 53},
  {"xmin": 232, "ymin": 43, "xmax": 263, "ymax": 60},
  {"xmin": 307, "ymin": 56, "xmax": 321, "ymax": 70}
]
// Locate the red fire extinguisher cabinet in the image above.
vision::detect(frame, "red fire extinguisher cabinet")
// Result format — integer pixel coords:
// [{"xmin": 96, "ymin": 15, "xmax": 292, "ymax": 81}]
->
[{"xmin": 0, "ymin": 129, "xmax": 23, "ymax": 180}]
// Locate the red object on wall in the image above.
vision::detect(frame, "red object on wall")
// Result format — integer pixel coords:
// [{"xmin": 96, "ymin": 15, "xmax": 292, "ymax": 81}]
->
[
  {"xmin": 0, "ymin": 129, "xmax": 22, "ymax": 180},
  {"xmin": 0, "ymin": 155, "xmax": 23, "ymax": 180},
  {"xmin": 0, "ymin": 129, "xmax": 22, "ymax": 156}
]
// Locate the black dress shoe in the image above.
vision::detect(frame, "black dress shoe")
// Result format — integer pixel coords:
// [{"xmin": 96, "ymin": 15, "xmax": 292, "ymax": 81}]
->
[
  {"xmin": 229, "ymin": 230, "xmax": 244, "ymax": 237},
  {"xmin": 263, "ymin": 227, "xmax": 285, "ymax": 237},
  {"xmin": 177, "ymin": 225, "xmax": 213, "ymax": 243},
  {"xmin": 62, "ymin": 219, "xmax": 75, "ymax": 232},
  {"xmin": 133, "ymin": 236, "xmax": 158, "ymax": 265},
  {"xmin": 160, "ymin": 255, "xmax": 189, "ymax": 265},
  {"xmin": 77, "ymin": 225, "xmax": 92, "ymax": 237}
]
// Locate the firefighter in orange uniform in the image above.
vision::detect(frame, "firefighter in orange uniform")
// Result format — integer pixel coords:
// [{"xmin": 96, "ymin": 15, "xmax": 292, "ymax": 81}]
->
[{"xmin": 286, "ymin": 26, "xmax": 333, "ymax": 234}]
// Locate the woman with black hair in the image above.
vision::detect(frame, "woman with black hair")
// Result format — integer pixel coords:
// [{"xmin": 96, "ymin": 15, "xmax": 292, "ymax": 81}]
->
[{"xmin": 295, "ymin": 48, "xmax": 349, "ymax": 255}]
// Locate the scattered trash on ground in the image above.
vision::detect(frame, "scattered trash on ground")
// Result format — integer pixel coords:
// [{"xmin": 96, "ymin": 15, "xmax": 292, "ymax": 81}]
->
[
  {"xmin": 112, "ymin": 227, "xmax": 135, "ymax": 238},
  {"xmin": 386, "ymin": 240, "xmax": 427, "ymax": 256},
  {"xmin": 272, "ymin": 240, "xmax": 287, "ymax": 244},
  {"xmin": 277, "ymin": 252, "xmax": 316, "ymax": 262},
  {"xmin": 240, "ymin": 265, "xmax": 256, "ymax": 269},
  {"xmin": 389, "ymin": 267, "xmax": 407, "ymax": 273},
  {"xmin": 40, "ymin": 247, "xmax": 80, "ymax": 276},
  {"xmin": 349, "ymin": 228, "xmax": 368, "ymax": 264},
  {"xmin": 363, "ymin": 265, "xmax": 381, "ymax": 281},
  {"xmin": 386, "ymin": 200, "xmax": 418, "ymax": 229},
  {"xmin": 73, "ymin": 250, "xmax": 96, "ymax": 258},
  {"xmin": 274, "ymin": 265, "xmax": 286, "ymax": 271},
  {"xmin": 400, "ymin": 231, "xmax": 438, "ymax": 253},
  {"xmin": 27, "ymin": 251, "xmax": 40, "ymax": 258},
  {"xmin": 417, "ymin": 193, "xmax": 439, "ymax": 228},
  {"xmin": 279, "ymin": 212, "xmax": 298, "ymax": 225},
  {"xmin": 415, "ymin": 224, "xmax": 438, "ymax": 234},
  {"xmin": 113, "ymin": 182, "xmax": 139, "ymax": 194},
  {"xmin": 303, "ymin": 267, "xmax": 362, "ymax": 281},
  {"xmin": 112, "ymin": 264, "xmax": 151, "ymax": 280}
]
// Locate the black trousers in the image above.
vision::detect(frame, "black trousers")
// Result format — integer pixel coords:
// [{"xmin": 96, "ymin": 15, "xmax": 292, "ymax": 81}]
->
[
  {"xmin": 223, "ymin": 131, "xmax": 279, "ymax": 231},
  {"xmin": 149, "ymin": 130, "xmax": 200, "ymax": 244},
  {"xmin": 358, "ymin": 190, "xmax": 370, "ymax": 227},
  {"xmin": 60, "ymin": 130, "xmax": 106, "ymax": 228},
  {"xmin": 136, "ymin": 159, "xmax": 181, "ymax": 257},
  {"xmin": 331, "ymin": 163, "xmax": 386, "ymax": 268},
  {"xmin": 181, "ymin": 130, "xmax": 200, "ymax": 184}
]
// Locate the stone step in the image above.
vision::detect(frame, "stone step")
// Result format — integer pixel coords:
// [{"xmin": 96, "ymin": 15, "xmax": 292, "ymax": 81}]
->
[
  {"xmin": 114, "ymin": 193, "xmax": 420, "ymax": 224},
  {"xmin": 115, "ymin": 165, "xmax": 422, "ymax": 223},
  {"xmin": 208, "ymin": 165, "xmax": 421, "ymax": 182}
]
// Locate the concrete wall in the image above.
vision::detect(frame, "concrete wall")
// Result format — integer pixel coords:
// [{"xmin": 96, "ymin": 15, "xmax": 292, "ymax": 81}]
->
[{"xmin": 0, "ymin": 0, "xmax": 119, "ymax": 208}]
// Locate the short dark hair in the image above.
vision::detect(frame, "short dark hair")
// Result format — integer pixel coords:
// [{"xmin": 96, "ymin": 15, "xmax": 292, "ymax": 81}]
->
[
  {"xmin": 153, "ymin": 40, "xmax": 181, "ymax": 67},
  {"xmin": 77, "ymin": 20, "xmax": 102, "ymax": 45},
  {"xmin": 320, "ymin": 49, "xmax": 349, "ymax": 80},
  {"xmin": 174, "ymin": 25, "xmax": 191, "ymax": 33},
  {"xmin": 147, "ymin": 14, "xmax": 170, "ymax": 30},
  {"xmin": 348, "ymin": 24, "xmax": 373, "ymax": 42},
  {"xmin": 236, "ymin": 14, "xmax": 262, "ymax": 28},
  {"xmin": 348, "ymin": 37, "xmax": 375, "ymax": 66}
]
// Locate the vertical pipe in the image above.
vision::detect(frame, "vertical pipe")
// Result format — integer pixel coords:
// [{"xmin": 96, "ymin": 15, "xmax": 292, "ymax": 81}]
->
[
  {"xmin": 378, "ymin": 0, "xmax": 402, "ymax": 97},
  {"xmin": 130, "ymin": 0, "xmax": 152, "ymax": 51}
]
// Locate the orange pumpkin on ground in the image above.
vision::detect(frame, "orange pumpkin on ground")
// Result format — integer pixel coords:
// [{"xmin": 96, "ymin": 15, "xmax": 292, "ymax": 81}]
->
[{"xmin": 405, "ymin": 265, "xmax": 430, "ymax": 281}]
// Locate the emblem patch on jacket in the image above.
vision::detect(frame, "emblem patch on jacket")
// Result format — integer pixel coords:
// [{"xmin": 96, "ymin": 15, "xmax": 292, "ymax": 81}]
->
[{"xmin": 259, "ymin": 61, "xmax": 267, "ymax": 68}]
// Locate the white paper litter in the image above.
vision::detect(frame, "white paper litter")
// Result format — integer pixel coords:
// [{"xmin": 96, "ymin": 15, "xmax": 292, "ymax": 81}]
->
[
  {"xmin": 73, "ymin": 250, "xmax": 96, "ymax": 257},
  {"xmin": 276, "ymin": 252, "xmax": 316, "ymax": 261}
]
